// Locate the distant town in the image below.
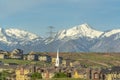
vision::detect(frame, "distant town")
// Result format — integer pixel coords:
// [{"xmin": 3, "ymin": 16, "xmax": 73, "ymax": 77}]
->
[{"xmin": 0, "ymin": 49, "xmax": 120, "ymax": 80}]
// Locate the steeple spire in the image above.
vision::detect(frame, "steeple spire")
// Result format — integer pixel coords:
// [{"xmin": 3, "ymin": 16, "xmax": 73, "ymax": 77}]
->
[{"xmin": 55, "ymin": 49, "xmax": 59, "ymax": 67}]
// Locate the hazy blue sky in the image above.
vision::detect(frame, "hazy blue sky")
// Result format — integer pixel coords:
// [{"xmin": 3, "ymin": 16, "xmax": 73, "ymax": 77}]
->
[{"xmin": 0, "ymin": 0, "xmax": 120, "ymax": 37}]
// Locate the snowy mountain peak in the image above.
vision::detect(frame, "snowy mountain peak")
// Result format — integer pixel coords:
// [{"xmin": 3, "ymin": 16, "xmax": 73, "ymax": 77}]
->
[
  {"xmin": 5, "ymin": 28, "xmax": 39, "ymax": 40},
  {"xmin": 101, "ymin": 29, "xmax": 120, "ymax": 37},
  {"xmin": 69, "ymin": 23, "xmax": 91, "ymax": 31},
  {"xmin": 57, "ymin": 24, "xmax": 103, "ymax": 39},
  {"xmin": 78, "ymin": 23, "xmax": 91, "ymax": 30},
  {"xmin": 1, "ymin": 24, "xmax": 120, "ymax": 53},
  {"xmin": 0, "ymin": 27, "xmax": 43, "ymax": 45}
]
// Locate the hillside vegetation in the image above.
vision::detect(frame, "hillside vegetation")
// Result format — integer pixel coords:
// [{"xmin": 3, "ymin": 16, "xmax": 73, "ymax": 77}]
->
[
  {"xmin": 0, "ymin": 53, "xmax": 120, "ymax": 67},
  {"xmin": 57, "ymin": 52, "xmax": 120, "ymax": 67}
]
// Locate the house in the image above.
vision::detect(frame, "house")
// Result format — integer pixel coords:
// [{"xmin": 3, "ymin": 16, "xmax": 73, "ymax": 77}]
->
[
  {"xmin": 0, "ymin": 50, "xmax": 9, "ymax": 59},
  {"xmin": 91, "ymin": 68, "xmax": 101, "ymax": 80},
  {"xmin": 41, "ymin": 68, "xmax": 55, "ymax": 79},
  {"xmin": 23, "ymin": 55, "xmax": 27, "ymax": 60},
  {"xmin": 38, "ymin": 54, "xmax": 51, "ymax": 62},
  {"xmin": 15, "ymin": 65, "xmax": 36, "ymax": 80},
  {"xmin": 27, "ymin": 54, "xmax": 38, "ymax": 61},
  {"xmin": 0, "ymin": 53, "xmax": 8, "ymax": 59},
  {"xmin": 0, "ymin": 50, "xmax": 9, "ymax": 55},
  {"xmin": 86, "ymin": 68, "xmax": 101, "ymax": 80},
  {"xmin": 101, "ymin": 66, "xmax": 120, "ymax": 80},
  {"xmin": 27, "ymin": 51, "xmax": 38, "ymax": 61},
  {"xmin": 62, "ymin": 59, "xmax": 74, "ymax": 67},
  {"xmin": 52, "ymin": 57, "xmax": 63, "ymax": 64},
  {"xmin": 72, "ymin": 68, "xmax": 87, "ymax": 79},
  {"xmin": 10, "ymin": 54, "xmax": 23, "ymax": 59},
  {"xmin": 10, "ymin": 49, "xmax": 23, "ymax": 59}
]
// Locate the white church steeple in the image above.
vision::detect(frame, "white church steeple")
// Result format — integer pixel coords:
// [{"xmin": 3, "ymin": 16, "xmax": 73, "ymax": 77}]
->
[{"xmin": 55, "ymin": 49, "xmax": 59, "ymax": 67}]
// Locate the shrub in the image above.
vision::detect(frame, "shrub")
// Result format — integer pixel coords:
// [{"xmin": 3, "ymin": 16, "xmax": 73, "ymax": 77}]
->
[
  {"xmin": 31, "ymin": 72, "xmax": 42, "ymax": 80},
  {"xmin": 53, "ymin": 72, "xmax": 68, "ymax": 78}
]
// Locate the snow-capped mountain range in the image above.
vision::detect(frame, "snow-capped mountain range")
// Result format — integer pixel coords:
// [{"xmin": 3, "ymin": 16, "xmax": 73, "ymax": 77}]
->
[
  {"xmin": 56, "ymin": 24, "xmax": 103, "ymax": 39},
  {"xmin": 0, "ymin": 28, "xmax": 41, "ymax": 44},
  {"xmin": 1, "ymin": 23, "xmax": 120, "ymax": 53}
]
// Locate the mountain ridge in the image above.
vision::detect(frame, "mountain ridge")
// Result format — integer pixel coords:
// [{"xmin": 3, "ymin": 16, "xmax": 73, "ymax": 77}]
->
[
  {"xmin": 56, "ymin": 23, "xmax": 103, "ymax": 40},
  {"xmin": 1, "ymin": 24, "xmax": 120, "ymax": 53}
]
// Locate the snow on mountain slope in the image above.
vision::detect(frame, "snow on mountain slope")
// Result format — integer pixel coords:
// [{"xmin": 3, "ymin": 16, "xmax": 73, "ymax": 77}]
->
[
  {"xmin": 56, "ymin": 23, "xmax": 103, "ymax": 40},
  {"xmin": 0, "ymin": 27, "xmax": 44, "ymax": 53},
  {"xmin": 0, "ymin": 28, "xmax": 8, "ymax": 42},
  {"xmin": 0, "ymin": 28, "xmax": 42, "ymax": 44},
  {"xmin": 5, "ymin": 28, "xmax": 39, "ymax": 40},
  {"xmin": 101, "ymin": 29, "xmax": 120, "ymax": 38},
  {"xmin": 1, "ymin": 23, "xmax": 120, "ymax": 53}
]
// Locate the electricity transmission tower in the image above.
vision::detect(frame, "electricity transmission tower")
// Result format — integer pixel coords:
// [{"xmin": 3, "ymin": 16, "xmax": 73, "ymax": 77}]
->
[
  {"xmin": 46, "ymin": 26, "xmax": 56, "ymax": 52},
  {"xmin": 47, "ymin": 26, "xmax": 56, "ymax": 40}
]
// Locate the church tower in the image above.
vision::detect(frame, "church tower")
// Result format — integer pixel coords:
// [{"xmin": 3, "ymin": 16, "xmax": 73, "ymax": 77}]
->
[{"xmin": 55, "ymin": 49, "xmax": 59, "ymax": 67}]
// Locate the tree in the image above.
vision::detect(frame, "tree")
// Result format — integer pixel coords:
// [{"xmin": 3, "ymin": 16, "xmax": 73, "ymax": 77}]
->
[
  {"xmin": 31, "ymin": 72, "xmax": 42, "ymax": 80},
  {"xmin": 0, "ymin": 71, "xmax": 10, "ymax": 80},
  {"xmin": 53, "ymin": 72, "xmax": 68, "ymax": 78}
]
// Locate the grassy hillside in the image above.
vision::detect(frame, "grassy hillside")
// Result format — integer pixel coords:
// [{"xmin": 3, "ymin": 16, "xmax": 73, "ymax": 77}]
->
[
  {"xmin": 57, "ymin": 52, "xmax": 120, "ymax": 67},
  {"xmin": 0, "ymin": 59, "xmax": 52, "ymax": 67},
  {"xmin": 0, "ymin": 53, "xmax": 120, "ymax": 67}
]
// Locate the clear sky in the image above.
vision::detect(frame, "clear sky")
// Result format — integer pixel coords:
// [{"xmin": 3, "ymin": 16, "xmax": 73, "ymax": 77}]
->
[{"xmin": 0, "ymin": 0, "xmax": 120, "ymax": 37}]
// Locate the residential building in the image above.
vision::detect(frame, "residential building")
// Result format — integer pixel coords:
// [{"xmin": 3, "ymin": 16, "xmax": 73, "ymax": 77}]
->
[
  {"xmin": 10, "ymin": 54, "xmax": 23, "ymax": 59},
  {"xmin": 27, "ymin": 54, "xmax": 38, "ymax": 61},
  {"xmin": 101, "ymin": 66, "xmax": 120, "ymax": 80},
  {"xmin": 0, "ymin": 50, "xmax": 9, "ymax": 55},
  {"xmin": 15, "ymin": 65, "xmax": 35, "ymax": 80},
  {"xmin": 10, "ymin": 49, "xmax": 23, "ymax": 59},
  {"xmin": 0, "ymin": 53, "xmax": 8, "ymax": 59},
  {"xmin": 86, "ymin": 68, "xmax": 101, "ymax": 80},
  {"xmin": 62, "ymin": 59, "xmax": 74, "ymax": 67},
  {"xmin": 27, "ymin": 51, "xmax": 38, "ymax": 61},
  {"xmin": 52, "ymin": 57, "xmax": 63, "ymax": 65},
  {"xmin": 38, "ymin": 54, "xmax": 51, "ymax": 62},
  {"xmin": 41, "ymin": 68, "xmax": 55, "ymax": 79},
  {"xmin": 72, "ymin": 68, "xmax": 87, "ymax": 79}
]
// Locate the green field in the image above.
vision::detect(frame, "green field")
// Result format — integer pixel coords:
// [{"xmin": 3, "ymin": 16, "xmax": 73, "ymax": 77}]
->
[{"xmin": 0, "ymin": 59, "xmax": 52, "ymax": 66}]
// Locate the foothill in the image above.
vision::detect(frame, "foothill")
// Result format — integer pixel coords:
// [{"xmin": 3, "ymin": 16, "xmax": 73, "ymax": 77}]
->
[{"xmin": 0, "ymin": 49, "xmax": 120, "ymax": 80}]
